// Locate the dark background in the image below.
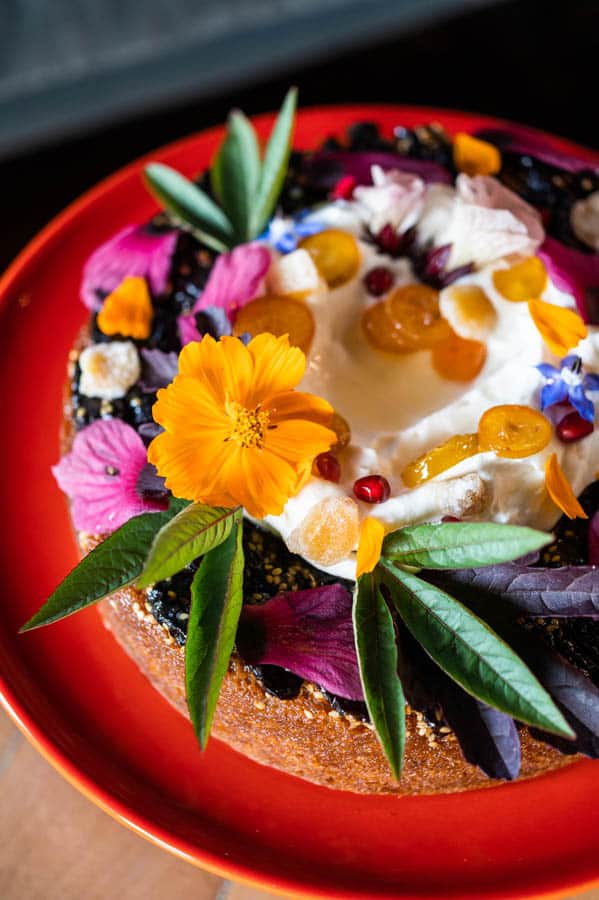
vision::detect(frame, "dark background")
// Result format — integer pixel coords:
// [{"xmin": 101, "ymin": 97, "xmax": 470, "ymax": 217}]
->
[{"xmin": 1, "ymin": 0, "xmax": 597, "ymax": 270}]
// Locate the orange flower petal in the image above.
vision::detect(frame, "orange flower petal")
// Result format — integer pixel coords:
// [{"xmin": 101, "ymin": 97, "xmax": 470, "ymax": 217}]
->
[
  {"xmin": 235, "ymin": 448, "xmax": 300, "ymax": 518},
  {"xmin": 492, "ymin": 257, "xmax": 547, "ymax": 302},
  {"xmin": 178, "ymin": 335, "xmax": 253, "ymax": 407},
  {"xmin": 148, "ymin": 430, "xmax": 236, "ymax": 505},
  {"xmin": 96, "ymin": 276, "xmax": 153, "ymax": 339},
  {"xmin": 528, "ymin": 298, "xmax": 588, "ymax": 356},
  {"xmin": 356, "ymin": 517, "xmax": 385, "ymax": 578},
  {"xmin": 247, "ymin": 333, "xmax": 306, "ymax": 404},
  {"xmin": 265, "ymin": 390, "xmax": 334, "ymax": 425},
  {"xmin": 264, "ymin": 419, "xmax": 336, "ymax": 464},
  {"xmin": 545, "ymin": 452, "xmax": 588, "ymax": 520},
  {"xmin": 152, "ymin": 375, "xmax": 230, "ymax": 435},
  {"xmin": 453, "ymin": 132, "xmax": 502, "ymax": 177}
]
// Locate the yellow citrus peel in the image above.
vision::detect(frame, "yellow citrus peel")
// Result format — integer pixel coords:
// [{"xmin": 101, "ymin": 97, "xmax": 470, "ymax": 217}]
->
[
  {"xmin": 97, "ymin": 276, "xmax": 153, "ymax": 339},
  {"xmin": 527, "ymin": 298, "xmax": 587, "ymax": 356},
  {"xmin": 545, "ymin": 452, "xmax": 588, "ymax": 520},
  {"xmin": 453, "ymin": 132, "xmax": 501, "ymax": 176},
  {"xmin": 356, "ymin": 516, "xmax": 385, "ymax": 579},
  {"xmin": 492, "ymin": 257, "xmax": 547, "ymax": 302}
]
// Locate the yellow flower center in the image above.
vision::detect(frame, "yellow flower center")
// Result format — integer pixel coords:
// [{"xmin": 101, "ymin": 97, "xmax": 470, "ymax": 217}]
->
[{"xmin": 226, "ymin": 400, "xmax": 271, "ymax": 449}]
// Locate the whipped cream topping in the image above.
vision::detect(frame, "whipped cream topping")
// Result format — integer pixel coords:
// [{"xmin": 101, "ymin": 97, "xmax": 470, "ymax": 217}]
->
[{"xmin": 261, "ymin": 184, "xmax": 599, "ymax": 581}]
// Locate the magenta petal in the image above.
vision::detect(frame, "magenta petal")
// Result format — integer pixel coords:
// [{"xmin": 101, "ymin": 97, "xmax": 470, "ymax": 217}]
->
[
  {"xmin": 238, "ymin": 584, "xmax": 363, "ymax": 701},
  {"xmin": 177, "ymin": 314, "xmax": 203, "ymax": 346},
  {"xmin": 590, "ymin": 512, "xmax": 599, "ymax": 565},
  {"xmin": 52, "ymin": 419, "xmax": 166, "ymax": 533},
  {"xmin": 80, "ymin": 225, "xmax": 178, "ymax": 311},
  {"xmin": 310, "ymin": 150, "xmax": 452, "ymax": 186},
  {"xmin": 475, "ymin": 126, "xmax": 599, "ymax": 174},
  {"xmin": 192, "ymin": 243, "xmax": 271, "ymax": 316},
  {"xmin": 539, "ymin": 237, "xmax": 599, "ymax": 323}
]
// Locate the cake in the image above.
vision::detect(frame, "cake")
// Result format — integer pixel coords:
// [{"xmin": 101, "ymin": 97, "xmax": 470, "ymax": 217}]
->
[{"xmin": 24, "ymin": 94, "xmax": 599, "ymax": 795}]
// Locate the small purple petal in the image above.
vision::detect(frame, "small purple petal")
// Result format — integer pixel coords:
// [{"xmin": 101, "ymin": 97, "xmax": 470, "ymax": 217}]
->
[
  {"xmin": 80, "ymin": 225, "xmax": 178, "ymax": 311},
  {"xmin": 439, "ymin": 262, "xmax": 475, "ymax": 288},
  {"xmin": 536, "ymin": 362, "xmax": 561, "ymax": 379},
  {"xmin": 424, "ymin": 244, "xmax": 452, "ymax": 279},
  {"xmin": 195, "ymin": 306, "xmax": 233, "ymax": 340},
  {"xmin": 192, "ymin": 243, "xmax": 271, "ymax": 316},
  {"xmin": 569, "ymin": 384, "xmax": 595, "ymax": 422},
  {"xmin": 237, "ymin": 584, "xmax": 363, "ymax": 701},
  {"xmin": 540, "ymin": 380, "xmax": 569, "ymax": 410},
  {"xmin": 308, "ymin": 151, "xmax": 451, "ymax": 187},
  {"xmin": 562, "ymin": 354, "xmax": 581, "ymax": 369},
  {"xmin": 589, "ymin": 512, "xmax": 599, "ymax": 565},
  {"xmin": 178, "ymin": 313, "xmax": 202, "ymax": 346},
  {"xmin": 539, "ymin": 237, "xmax": 599, "ymax": 324},
  {"xmin": 52, "ymin": 419, "xmax": 166, "ymax": 533},
  {"xmin": 136, "ymin": 462, "xmax": 169, "ymax": 504},
  {"xmin": 139, "ymin": 348, "xmax": 178, "ymax": 393},
  {"xmin": 138, "ymin": 422, "xmax": 163, "ymax": 445},
  {"xmin": 584, "ymin": 373, "xmax": 599, "ymax": 392}
]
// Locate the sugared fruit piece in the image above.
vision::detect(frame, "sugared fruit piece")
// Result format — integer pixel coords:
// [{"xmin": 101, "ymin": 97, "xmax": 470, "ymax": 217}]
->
[
  {"xmin": 299, "ymin": 229, "xmax": 360, "ymax": 288},
  {"xmin": 439, "ymin": 284, "xmax": 497, "ymax": 340},
  {"xmin": 478, "ymin": 404, "xmax": 552, "ymax": 458},
  {"xmin": 402, "ymin": 434, "xmax": 479, "ymax": 488},
  {"xmin": 315, "ymin": 452, "xmax": 341, "ymax": 483},
  {"xmin": 353, "ymin": 474, "xmax": 391, "ymax": 504},
  {"xmin": 432, "ymin": 331, "xmax": 487, "ymax": 382},
  {"xmin": 453, "ymin": 132, "xmax": 501, "ymax": 177},
  {"xmin": 287, "ymin": 496, "xmax": 360, "ymax": 566},
  {"xmin": 233, "ymin": 295, "xmax": 315, "ymax": 354},
  {"xmin": 492, "ymin": 257, "xmax": 547, "ymax": 302},
  {"xmin": 363, "ymin": 284, "xmax": 451, "ymax": 354},
  {"xmin": 557, "ymin": 411, "xmax": 594, "ymax": 443},
  {"xmin": 266, "ymin": 248, "xmax": 323, "ymax": 300},
  {"xmin": 364, "ymin": 266, "xmax": 394, "ymax": 297}
]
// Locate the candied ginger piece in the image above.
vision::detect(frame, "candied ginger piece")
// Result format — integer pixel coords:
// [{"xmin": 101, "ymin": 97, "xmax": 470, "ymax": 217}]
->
[{"xmin": 288, "ymin": 496, "xmax": 360, "ymax": 566}]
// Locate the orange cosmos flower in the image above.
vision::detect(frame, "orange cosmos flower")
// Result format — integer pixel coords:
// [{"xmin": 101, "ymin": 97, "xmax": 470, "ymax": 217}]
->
[{"xmin": 148, "ymin": 333, "xmax": 336, "ymax": 519}]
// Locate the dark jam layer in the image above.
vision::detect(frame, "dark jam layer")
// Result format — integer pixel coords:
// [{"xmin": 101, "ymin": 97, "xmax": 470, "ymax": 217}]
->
[{"xmin": 72, "ymin": 121, "xmax": 599, "ymax": 717}]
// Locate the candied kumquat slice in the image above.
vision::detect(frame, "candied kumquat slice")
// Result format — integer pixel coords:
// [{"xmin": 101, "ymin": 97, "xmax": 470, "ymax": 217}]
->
[
  {"xmin": 401, "ymin": 434, "xmax": 480, "ymax": 488},
  {"xmin": 363, "ymin": 284, "xmax": 451, "ymax": 354},
  {"xmin": 287, "ymin": 496, "xmax": 360, "ymax": 566},
  {"xmin": 528, "ymin": 298, "xmax": 587, "ymax": 357},
  {"xmin": 439, "ymin": 284, "xmax": 497, "ymax": 340},
  {"xmin": 453, "ymin": 132, "xmax": 501, "ymax": 177},
  {"xmin": 233, "ymin": 294, "xmax": 315, "ymax": 354},
  {"xmin": 298, "ymin": 229, "xmax": 360, "ymax": 288},
  {"xmin": 492, "ymin": 257, "xmax": 547, "ymax": 302},
  {"xmin": 432, "ymin": 330, "xmax": 487, "ymax": 382},
  {"xmin": 545, "ymin": 452, "xmax": 588, "ymax": 520},
  {"xmin": 478, "ymin": 404, "xmax": 552, "ymax": 458}
]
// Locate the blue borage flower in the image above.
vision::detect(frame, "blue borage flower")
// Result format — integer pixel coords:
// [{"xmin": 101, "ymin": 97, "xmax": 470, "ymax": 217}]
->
[
  {"xmin": 262, "ymin": 212, "xmax": 324, "ymax": 253},
  {"xmin": 537, "ymin": 355, "xmax": 599, "ymax": 422}
]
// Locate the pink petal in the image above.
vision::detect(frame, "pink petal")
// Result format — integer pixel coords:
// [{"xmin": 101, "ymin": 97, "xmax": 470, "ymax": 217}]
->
[
  {"xmin": 192, "ymin": 243, "xmax": 271, "ymax": 316},
  {"xmin": 309, "ymin": 150, "xmax": 452, "ymax": 186},
  {"xmin": 457, "ymin": 174, "xmax": 545, "ymax": 247},
  {"xmin": 238, "ymin": 584, "xmax": 363, "ymax": 700},
  {"xmin": 355, "ymin": 167, "xmax": 426, "ymax": 234},
  {"xmin": 476, "ymin": 126, "xmax": 599, "ymax": 174},
  {"xmin": 177, "ymin": 314, "xmax": 203, "ymax": 347},
  {"xmin": 589, "ymin": 512, "xmax": 599, "ymax": 565},
  {"xmin": 539, "ymin": 236, "xmax": 599, "ymax": 324},
  {"xmin": 81, "ymin": 225, "xmax": 178, "ymax": 311},
  {"xmin": 53, "ymin": 419, "xmax": 166, "ymax": 533}
]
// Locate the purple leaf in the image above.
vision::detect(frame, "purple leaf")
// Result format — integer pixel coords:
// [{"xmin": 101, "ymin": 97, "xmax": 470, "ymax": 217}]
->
[
  {"xmin": 139, "ymin": 348, "xmax": 178, "ymax": 393},
  {"xmin": 237, "ymin": 584, "xmax": 363, "ymax": 701},
  {"xmin": 539, "ymin": 236, "xmax": 599, "ymax": 324},
  {"xmin": 590, "ymin": 513, "xmax": 599, "ymax": 565},
  {"xmin": 307, "ymin": 150, "xmax": 452, "ymax": 189},
  {"xmin": 426, "ymin": 565, "xmax": 599, "ymax": 618}
]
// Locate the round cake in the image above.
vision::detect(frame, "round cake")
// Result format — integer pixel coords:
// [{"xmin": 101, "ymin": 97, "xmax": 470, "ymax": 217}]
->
[{"xmin": 39, "ymin": 102, "xmax": 599, "ymax": 795}]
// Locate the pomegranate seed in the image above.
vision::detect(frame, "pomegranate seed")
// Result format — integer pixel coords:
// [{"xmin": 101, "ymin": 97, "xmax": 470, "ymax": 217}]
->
[
  {"xmin": 442, "ymin": 515, "xmax": 461, "ymax": 522},
  {"xmin": 353, "ymin": 474, "xmax": 391, "ymax": 504},
  {"xmin": 315, "ymin": 452, "xmax": 341, "ymax": 482},
  {"xmin": 364, "ymin": 266, "xmax": 394, "ymax": 296},
  {"xmin": 556, "ymin": 411, "xmax": 594, "ymax": 443},
  {"xmin": 331, "ymin": 175, "xmax": 357, "ymax": 201}
]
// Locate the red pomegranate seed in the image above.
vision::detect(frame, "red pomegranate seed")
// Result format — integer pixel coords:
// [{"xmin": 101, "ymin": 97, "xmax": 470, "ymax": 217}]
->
[
  {"xmin": 331, "ymin": 175, "xmax": 357, "ymax": 201},
  {"xmin": 315, "ymin": 452, "xmax": 341, "ymax": 483},
  {"xmin": 353, "ymin": 474, "xmax": 391, "ymax": 504},
  {"xmin": 442, "ymin": 515, "xmax": 461, "ymax": 522},
  {"xmin": 364, "ymin": 266, "xmax": 394, "ymax": 296},
  {"xmin": 556, "ymin": 411, "xmax": 594, "ymax": 443}
]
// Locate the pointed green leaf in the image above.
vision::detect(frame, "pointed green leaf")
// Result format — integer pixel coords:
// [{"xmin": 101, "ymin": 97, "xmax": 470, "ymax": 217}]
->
[
  {"xmin": 382, "ymin": 522, "xmax": 552, "ymax": 570},
  {"xmin": 20, "ymin": 499, "xmax": 189, "ymax": 632},
  {"xmin": 379, "ymin": 561, "xmax": 574, "ymax": 739},
  {"xmin": 250, "ymin": 87, "xmax": 297, "ymax": 237},
  {"xmin": 212, "ymin": 110, "xmax": 260, "ymax": 242},
  {"xmin": 137, "ymin": 503, "xmax": 242, "ymax": 589},
  {"xmin": 143, "ymin": 163, "xmax": 234, "ymax": 251},
  {"xmin": 185, "ymin": 521, "xmax": 244, "ymax": 748},
  {"xmin": 353, "ymin": 571, "xmax": 405, "ymax": 779}
]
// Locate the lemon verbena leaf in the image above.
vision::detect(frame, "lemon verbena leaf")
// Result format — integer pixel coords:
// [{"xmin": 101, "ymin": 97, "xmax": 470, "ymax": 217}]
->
[
  {"xmin": 380, "ymin": 562, "xmax": 574, "ymax": 739},
  {"xmin": 250, "ymin": 87, "xmax": 298, "ymax": 238},
  {"xmin": 143, "ymin": 163, "xmax": 234, "ymax": 251},
  {"xmin": 212, "ymin": 110, "xmax": 261, "ymax": 242},
  {"xmin": 137, "ymin": 503, "xmax": 242, "ymax": 589},
  {"xmin": 20, "ymin": 499, "xmax": 189, "ymax": 632},
  {"xmin": 353, "ymin": 571, "xmax": 405, "ymax": 779},
  {"xmin": 186, "ymin": 521, "xmax": 244, "ymax": 748}
]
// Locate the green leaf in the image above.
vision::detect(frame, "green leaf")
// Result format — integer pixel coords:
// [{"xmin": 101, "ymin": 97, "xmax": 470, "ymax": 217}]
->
[
  {"xmin": 250, "ymin": 87, "xmax": 298, "ymax": 237},
  {"xmin": 379, "ymin": 562, "xmax": 574, "ymax": 739},
  {"xmin": 143, "ymin": 163, "xmax": 234, "ymax": 251},
  {"xmin": 353, "ymin": 571, "xmax": 405, "ymax": 779},
  {"xmin": 137, "ymin": 503, "xmax": 241, "ymax": 589},
  {"xmin": 212, "ymin": 110, "xmax": 261, "ymax": 242},
  {"xmin": 382, "ymin": 522, "xmax": 552, "ymax": 570},
  {"xmin": 185, "ymin": 520, "xmax": 245, "ymax": 749},
  {"xmin": 20, "ymin": 499, "xmax": 189, "ymax": 632}
]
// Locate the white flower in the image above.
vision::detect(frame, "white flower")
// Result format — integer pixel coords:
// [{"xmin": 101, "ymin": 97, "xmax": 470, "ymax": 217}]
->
[
  {"xmin": 354, "ymin": 166, "xmax": 425, "ymax": 235},
  {"xmin": 79, "ymin": 341, "xmax": 141, "ymax": 399}
]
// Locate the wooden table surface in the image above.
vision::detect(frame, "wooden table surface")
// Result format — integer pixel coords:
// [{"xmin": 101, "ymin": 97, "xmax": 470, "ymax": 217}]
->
[{"xmin": 1, "ymin": 706, "xmax": 598, "ymax": 899}]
